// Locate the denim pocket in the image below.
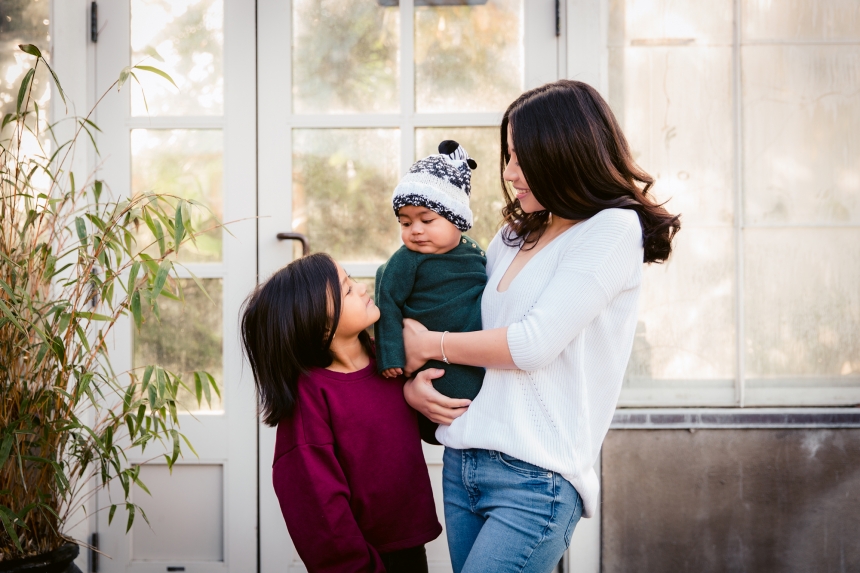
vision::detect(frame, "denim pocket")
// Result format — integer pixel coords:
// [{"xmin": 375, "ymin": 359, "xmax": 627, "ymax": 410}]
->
[{"xmin": 497, "ymin": 452, "xmax": 552, "ymax": 478}]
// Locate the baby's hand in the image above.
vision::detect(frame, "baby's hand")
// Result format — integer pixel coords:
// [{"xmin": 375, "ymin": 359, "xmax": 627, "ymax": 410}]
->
[{"xmin": 382, "ymin": 368, "xmax": 404, "ymax": 378}]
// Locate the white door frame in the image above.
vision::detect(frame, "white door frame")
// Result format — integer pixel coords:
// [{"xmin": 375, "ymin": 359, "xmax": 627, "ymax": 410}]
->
[
  {"xmin": 257, "ymin": 1, "xmax": 562, "ymax": 572},
  {"xmin": 89, "ymin": 0, "xmax": 258, "ymax": 571}
]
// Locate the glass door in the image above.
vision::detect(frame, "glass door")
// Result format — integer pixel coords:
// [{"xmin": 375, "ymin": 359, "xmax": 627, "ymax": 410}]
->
[
  {"xmin": 94, "ymin": 0, "xmax": 257, "ymax": 571},
  {"xmin": 257, "ymin": 1, "xmax": 561, "ymax": 571}
]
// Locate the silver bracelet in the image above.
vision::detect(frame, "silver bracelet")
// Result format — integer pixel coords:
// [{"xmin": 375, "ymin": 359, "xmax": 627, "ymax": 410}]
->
[{"xmin": 440, "ymin": 331, "xmax": 450, "ymax": 364}]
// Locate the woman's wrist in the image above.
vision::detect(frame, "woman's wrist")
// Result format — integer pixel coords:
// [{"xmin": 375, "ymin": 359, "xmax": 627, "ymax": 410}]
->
[{"xmin": 427, "ymin": 330, "xmax": 444, "ymax": 362}]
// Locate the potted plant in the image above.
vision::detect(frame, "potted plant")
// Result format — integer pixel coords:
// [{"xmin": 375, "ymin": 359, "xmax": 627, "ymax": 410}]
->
[{"xmin": 0, "ymin": 45, "xmax": 220, "ymax": 571}]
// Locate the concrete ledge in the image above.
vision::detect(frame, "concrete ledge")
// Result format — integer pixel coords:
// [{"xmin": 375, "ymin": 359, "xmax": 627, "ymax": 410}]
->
[{"xmin": 611, "ymin": 407, "xmax": 860, "ymax": 429}]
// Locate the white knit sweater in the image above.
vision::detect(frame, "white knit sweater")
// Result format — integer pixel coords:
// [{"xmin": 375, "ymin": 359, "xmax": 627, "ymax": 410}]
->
[{"xmin": 436, "ymin": 208, "xmax": 643, "ymax": 518}]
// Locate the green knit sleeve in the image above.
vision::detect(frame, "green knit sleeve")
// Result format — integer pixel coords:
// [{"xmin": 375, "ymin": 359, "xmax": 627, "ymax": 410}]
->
[{"xmin": 374, "ymin": 248, "xmax": 419, "ymax": 372}]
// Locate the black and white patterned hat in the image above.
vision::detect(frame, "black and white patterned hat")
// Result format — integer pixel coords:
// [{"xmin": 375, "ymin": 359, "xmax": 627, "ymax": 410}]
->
[{"xmin": 392, "ymin": 140, "xmax": 478, "ymax": 232}]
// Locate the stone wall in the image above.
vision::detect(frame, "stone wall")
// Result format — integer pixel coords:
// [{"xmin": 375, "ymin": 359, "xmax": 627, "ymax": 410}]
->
[{"xmin": 601, "ymin": 429, "xmax": 860, "ymax": 573}]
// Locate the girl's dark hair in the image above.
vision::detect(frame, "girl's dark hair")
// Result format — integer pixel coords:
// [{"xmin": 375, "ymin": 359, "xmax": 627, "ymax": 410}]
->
[
  {"xmin": 500, "ymin": 79, "xmax": 680, "ymax": 263},
  {"xmin": 240, "ymin": 253, "xmax": 374, "ymax": 426}
]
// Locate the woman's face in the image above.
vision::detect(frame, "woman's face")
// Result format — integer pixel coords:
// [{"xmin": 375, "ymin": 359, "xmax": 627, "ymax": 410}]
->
[
  {"xmin": 332, "ymin": 262, "xmax": 380, "ymax": 338},
  {"xmin": 503, "ymin": 123, "xmax": 546, "ymax": 214}
]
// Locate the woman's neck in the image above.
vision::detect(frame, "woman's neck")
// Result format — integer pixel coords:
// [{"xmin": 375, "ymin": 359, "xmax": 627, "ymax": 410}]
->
[
  {"xmin": 327, "ymin": 335, "xmax": 371, "ymax": 373},
  {"xmin": 537, "ymin": 212, "xmax": 578, "ymax": 243}
]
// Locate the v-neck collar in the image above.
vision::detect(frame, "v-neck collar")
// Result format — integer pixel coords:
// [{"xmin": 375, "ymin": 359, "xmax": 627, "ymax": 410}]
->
[{"xmin": 493, "ymin": 221, "xmax": 585, "ymax": 294}]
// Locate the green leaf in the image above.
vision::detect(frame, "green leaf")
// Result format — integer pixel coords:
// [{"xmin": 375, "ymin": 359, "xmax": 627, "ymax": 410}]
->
[
  {"xmin": 179, "ymin": 432, "xmax": 199, "ymax": 458},
  {"xmin": 173, "ymin": 203, "xmax": 185, "ymax": 253},
  {"xmin": 18, "ymin": 43, "xmax": 42, "ymax": 57},
  {"xmin": 131, "ymin": 290, "xmax": 142, "ymax": 329},
  {"xmin": 169, "ymin": 430, "xmax": 181, "ymax": 466},
  {"xmin": 133, "ymin": 65, "xmax": 178, "ymax": 88},
  {"xmin": 176, "ymin": 264, "xmax": 214, "ymax": 305},
  {"xmin": 43, "ymin": 60, "xmax": 68, "ymax": 108},
  {"xmin": 108, "ymin": 504, "xmax": 117, "ymax": 525},
  {"xmin": 75, "ymin": 216, "xmax": 88, "ymax": 246},
  {"xmin": 126, "ymin": 503, "xmax": 136, "ymax": 533},
  {"xmin": 0, "ymin": 300, "xmax": 25, "ymax": 334},
  {"xmin": 2, "ymin": 113, "xmax": 15, "ymax": 130},
  {"xmin": 154, "ymin": 220, "xmax": 166, "ymax": 256},
  {"xmin": 194, "ymin": 372, "xmax": 203, "ymax": 405},
  {"xmin": 152, "ymin": 260, "xmax": 171, "ymax": 299},
  {"xmin": 0, "ymin": 507, "xmax": 23, "ymax": 553},
  {"xmin": 76, "ymin": 311, "xmax": 112, "ymax": 321},
  {"xmin": 93, "ymin": 179, "xmax": 103, "ymax": 203},
  {"xmin": 141, "ymin": 45, "xmax": 165, "ymax": 62},
  {"xmin": 118, "ymin": 66, "xmax": 131, "ymax": 89},
  {"xmin": 206, "ymin": 372, "xmax": 221, "ymax": 399},
  {"xmin": 202, "ymin": 372, "xmax": 212, "ymax": 407},
  {"xmin": 133, "ymin": 474, "xmax": 151, "ymax": 496},
  {"xmin": 128, "ymin": 261, "xmax": 141, "ymax": 294},
  {"xmin": 16, "ymin": 68, "xmax": 35, "ymax": 114},
  {"xmin": 0, "ymin": 434, "xmax": 13, "ymax": 468}
]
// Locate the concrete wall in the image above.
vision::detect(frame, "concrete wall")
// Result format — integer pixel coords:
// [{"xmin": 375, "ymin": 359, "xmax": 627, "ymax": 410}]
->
[{"xmin": 601, "ymin": 429, "xmax": 860, "ymax": 573}]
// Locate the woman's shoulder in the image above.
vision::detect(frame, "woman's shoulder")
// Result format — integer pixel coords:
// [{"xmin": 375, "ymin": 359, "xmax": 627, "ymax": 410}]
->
[{"xmin": 585, "ymin": 208, "xmax": 642, "ymax": 233}]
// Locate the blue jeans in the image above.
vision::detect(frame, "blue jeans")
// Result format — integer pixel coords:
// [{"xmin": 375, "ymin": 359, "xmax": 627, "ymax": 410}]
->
[{"xmin": 443, "ymin": 448, "xmax": 583, "ymax": 573}]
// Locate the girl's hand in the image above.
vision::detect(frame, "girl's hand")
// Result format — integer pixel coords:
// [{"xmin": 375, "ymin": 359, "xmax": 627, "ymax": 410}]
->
[
  {"xmin": 402, "ymin": 318, "xmax": 435, "ymax": 376},
  {"xmin": 382, "ymin": 367, "xmax": 403, "ymax": 378},
  {"xmin": 404, "ymin": 369, "xmax": 471, "ymax": 425}
]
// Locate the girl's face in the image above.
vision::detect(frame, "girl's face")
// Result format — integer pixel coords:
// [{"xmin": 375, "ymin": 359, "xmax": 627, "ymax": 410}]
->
[
  {"xmin": 503, "ymin": 124, "xmax": 547, "ymax": 214},
  {"xmin": 332, "ymin": 263, "xmax": 380, "ymax": 338}
]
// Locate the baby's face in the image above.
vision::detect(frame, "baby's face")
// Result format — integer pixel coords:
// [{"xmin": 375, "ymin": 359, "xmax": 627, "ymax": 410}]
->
[{"xmin": 397, "ymin": 205, "xmax": 462, "ymax": 254}]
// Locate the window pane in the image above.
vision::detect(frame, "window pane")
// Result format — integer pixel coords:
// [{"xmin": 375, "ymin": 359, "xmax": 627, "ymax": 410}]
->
[
  {"xmin": 292, "ymin": 0, "xmax": 399, "ymax": 114},
  {"xmin": 609, "ymin": 0, "xmax": 733, "ymax": 46},
  {"xmin": 415, "ymin": 0, "xmax": 523, "ymax": 113},
  {"xmin": 621, "ymin": 228, "xmax": 736, "ymax": 406},
  {"xmin": 134, "ymin": 279, "xmax": 224, "ymax": 413},
  {"xmin": 743, "ymin": 46, "xmax": 860, "ymax": 225},
  {"xmin": 415, "ymin": 127, "xmax": 504, "ymax": 249},
  {"xmin": 292, "ymin": 129, "xmax": 401, "ymax": 262},
  {"xmin": 743, "ymin": 0, "xmax": 860, "ymax": 41},
  {"xmin": 608, "ymin": 45, "xmax": 734, "ymax": 226},
  {"xmin": 131, "ymin": 129, "xmax": 223, "ymax": 262},
  {"xmin": 0, "ymin": 0, "xmax": 51, "ymax": 140},
  {"xmin": 744, "ymin": 229, "xmax": 860, "ymax": 403},
  {"xmin": 130, "ymin": 0, "xmax": 224, "ymax": 116}
]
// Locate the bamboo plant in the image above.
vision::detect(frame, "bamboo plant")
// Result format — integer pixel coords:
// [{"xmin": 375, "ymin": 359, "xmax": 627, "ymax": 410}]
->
[{"xmin": 0, "ymin": 44, "xmax": 220, "ymax": 560}]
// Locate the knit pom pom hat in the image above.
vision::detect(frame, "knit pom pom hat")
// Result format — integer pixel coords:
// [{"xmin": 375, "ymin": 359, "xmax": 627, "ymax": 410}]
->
[{"xmin": 392, "ymin": 140, "xmax": 478, "ymax": 232}]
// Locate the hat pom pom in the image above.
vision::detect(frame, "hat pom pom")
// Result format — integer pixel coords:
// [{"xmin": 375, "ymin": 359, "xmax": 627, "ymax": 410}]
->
[
  {"xmin": 438, "ymin": 139, "xmax": 476, "ymax": 169},
  {"xmin": 438, "ymin": 140, "xmax": 460, "ymax": 155}
]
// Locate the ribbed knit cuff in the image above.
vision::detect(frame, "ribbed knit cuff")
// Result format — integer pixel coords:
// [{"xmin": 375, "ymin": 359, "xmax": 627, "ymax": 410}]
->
[{"xmin": 506, "ymin": 323, "xmax": 531, "ymax": 371}]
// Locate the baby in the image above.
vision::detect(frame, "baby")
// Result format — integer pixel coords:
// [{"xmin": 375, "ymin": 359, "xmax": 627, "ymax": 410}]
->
[{"xmin": 375, "ymin": 140, "xmax": 487, "ymax": 444}]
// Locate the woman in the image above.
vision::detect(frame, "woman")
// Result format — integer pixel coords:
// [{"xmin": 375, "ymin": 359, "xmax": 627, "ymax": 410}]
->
[{"xmin": 401, "ymin": 80, "xmax": 680, "ymax": 573}]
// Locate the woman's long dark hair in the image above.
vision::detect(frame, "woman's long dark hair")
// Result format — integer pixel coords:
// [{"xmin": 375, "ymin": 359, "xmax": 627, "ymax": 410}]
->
[
  {"xmin": 500, "ymin": 80, "xmax": 680, "ymax": 263},
  {"xmin": 240, "ymin": 253, "xmax": 374, "ymax": 426}
]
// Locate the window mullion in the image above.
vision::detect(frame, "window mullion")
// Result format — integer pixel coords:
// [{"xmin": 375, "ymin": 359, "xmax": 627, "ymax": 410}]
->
[
  {"xmin": 733, "ymin": 0, "xmax": 746, "ymax": 407},
  {"xmin": 400, "ymin": 0, "xmax": 415, "ymax": 174}
]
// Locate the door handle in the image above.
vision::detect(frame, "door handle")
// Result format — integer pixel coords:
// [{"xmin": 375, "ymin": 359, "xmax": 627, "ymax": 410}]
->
[{"xmin": 276, "ymin": 232, "xmax": 309, "ymax": 256}]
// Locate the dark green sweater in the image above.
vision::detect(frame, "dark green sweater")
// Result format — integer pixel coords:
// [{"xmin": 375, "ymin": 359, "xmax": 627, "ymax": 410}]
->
[{"xmin": 374, "ymin": 235, "xmax": 487, "ymax": 400}]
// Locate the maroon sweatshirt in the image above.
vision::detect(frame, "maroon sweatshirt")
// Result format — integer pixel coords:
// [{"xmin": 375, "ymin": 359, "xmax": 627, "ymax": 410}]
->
[{"xmin": 272, "ymin": 359, "xmax": 442, "ymax": 573}]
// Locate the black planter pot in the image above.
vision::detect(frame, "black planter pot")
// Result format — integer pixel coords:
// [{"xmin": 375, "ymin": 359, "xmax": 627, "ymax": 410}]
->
[{"xmin": 0, "ymin": 543, "xmax": 82, "ymax": 573}]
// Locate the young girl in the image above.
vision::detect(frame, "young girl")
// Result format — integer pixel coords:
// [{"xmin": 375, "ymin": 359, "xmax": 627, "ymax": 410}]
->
[{"xmin": 241, "ymin": 253, "xmax": 443, "ymax": 573}]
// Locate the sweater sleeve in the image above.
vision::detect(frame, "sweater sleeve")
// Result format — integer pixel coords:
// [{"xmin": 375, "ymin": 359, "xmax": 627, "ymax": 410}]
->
[
  {"xmin": 273, "ymin": 443, "xmax": 385, "ymax": 573},
  {"xmin": 507, "ymin": 211, "xmax": 643, "ymax": 372},
  {"xmin": 374, "ymin": 250, "xmax": 419, "ymax": 371}
]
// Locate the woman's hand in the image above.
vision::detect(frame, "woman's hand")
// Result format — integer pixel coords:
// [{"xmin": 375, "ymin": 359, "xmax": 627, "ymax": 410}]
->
[
  {"xmin": 402, "ymin": 318, "xmax": 436, "ymax": 376},
  {"xmin": 404, "ymin": 369, "xmax": 471, "ymax": 425}
]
